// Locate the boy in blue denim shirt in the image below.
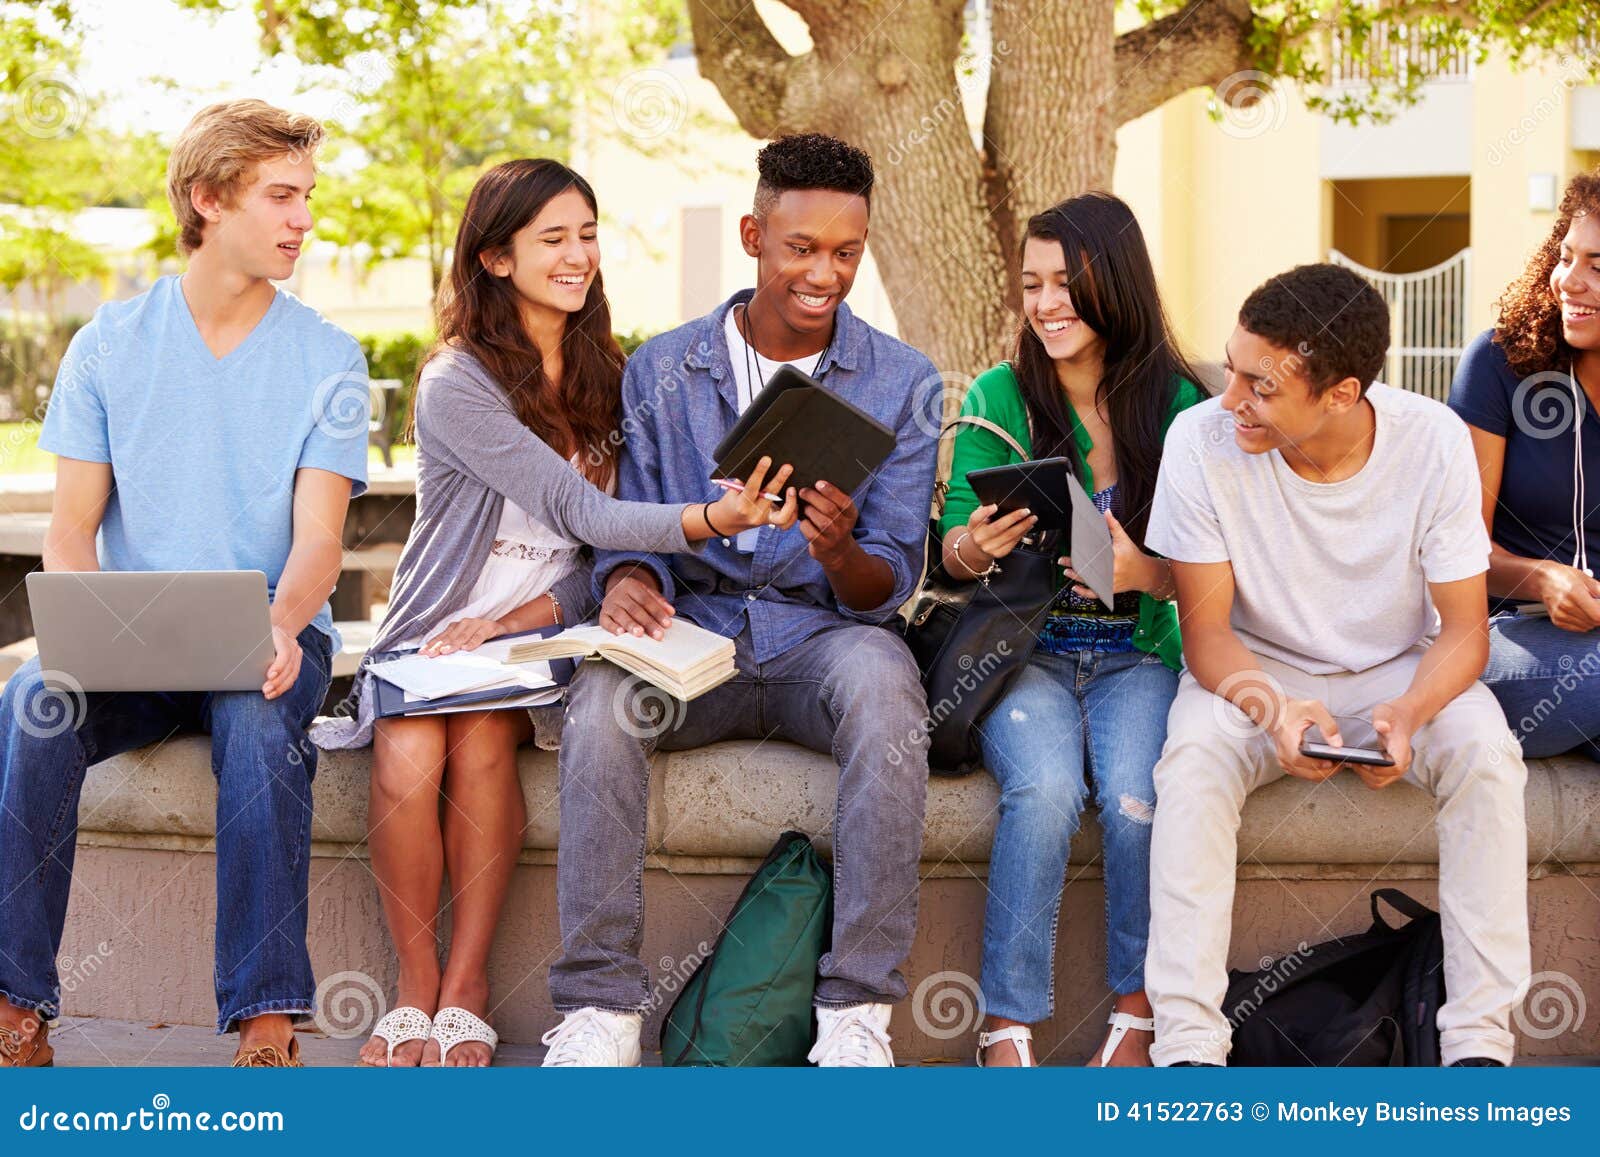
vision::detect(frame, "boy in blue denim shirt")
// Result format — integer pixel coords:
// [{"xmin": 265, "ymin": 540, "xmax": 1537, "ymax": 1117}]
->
[{"xmin": 542, "ymin": 134, "xmax": 939, "ymax": 1067}]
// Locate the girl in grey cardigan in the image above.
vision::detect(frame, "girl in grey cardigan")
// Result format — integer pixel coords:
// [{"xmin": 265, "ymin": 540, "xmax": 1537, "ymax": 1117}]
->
[{"xmin": 313, "ymin": 160, "xmax": 794, "ymax": 1067}]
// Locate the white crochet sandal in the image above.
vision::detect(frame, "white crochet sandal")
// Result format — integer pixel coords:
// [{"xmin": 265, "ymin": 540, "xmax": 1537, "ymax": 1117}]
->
[
  {"xmin": 363, "ymin": 1006, "xmax": 433, "ymax": 1067},
  {"xmin": 1096, "ymin": 1010, "xmax": 1155, "ymax": 1066},
  {"xmin": 976, "ymin": 1025, "xmax": 1035, "ymax": 1067},
  {"xmin": 427, "ymin": 1006, "xmax": 498, "ymax": 1066}
]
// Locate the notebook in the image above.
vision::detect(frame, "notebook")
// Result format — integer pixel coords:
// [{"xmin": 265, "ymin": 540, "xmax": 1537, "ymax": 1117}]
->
[
  {"xmin": 711, "ymin": 364, "xmax": 896, "ymax": 496},
  {"xmin": 504, "ymin": 619, "xmax": 737, "ymax": 701}
]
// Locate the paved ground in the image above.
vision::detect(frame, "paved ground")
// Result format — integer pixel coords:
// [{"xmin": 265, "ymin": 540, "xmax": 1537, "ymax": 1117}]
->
[{"xmin": 41, "ymin": 1017, "xmax": 1599, "ymax": 1068}]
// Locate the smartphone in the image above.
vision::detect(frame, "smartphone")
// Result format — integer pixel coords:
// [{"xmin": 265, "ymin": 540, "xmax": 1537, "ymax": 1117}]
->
[{"xmin": 1299, "ymin": 740, "xmax": 1394, "ymax": 767}]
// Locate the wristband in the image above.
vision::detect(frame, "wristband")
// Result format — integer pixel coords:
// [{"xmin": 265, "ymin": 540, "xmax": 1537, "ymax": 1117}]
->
[{"xmin": 702, "ymin": 501, "xmax": 730, "ymax": 537}]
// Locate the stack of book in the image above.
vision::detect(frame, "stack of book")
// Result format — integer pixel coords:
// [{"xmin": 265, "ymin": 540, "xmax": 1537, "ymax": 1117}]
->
[
  {"xmin": 365, "ymin": 620, "xmax": 736, "ymax": 718},
  {"xmin": 366, "ymin": 631, "xmax": 571, "ymax": 719}
]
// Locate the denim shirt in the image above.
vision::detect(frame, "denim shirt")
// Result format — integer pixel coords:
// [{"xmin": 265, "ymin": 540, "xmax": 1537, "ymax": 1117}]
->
[{"xmin": 594, "ymin": 290, "xmax": 941, "ymax": 663}]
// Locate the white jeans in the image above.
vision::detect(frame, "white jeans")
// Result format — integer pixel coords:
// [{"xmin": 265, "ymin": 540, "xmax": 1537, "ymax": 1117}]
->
[{"xmin": 1145, "ymin": 647, "xmax": 1531, "ymax": 1067}]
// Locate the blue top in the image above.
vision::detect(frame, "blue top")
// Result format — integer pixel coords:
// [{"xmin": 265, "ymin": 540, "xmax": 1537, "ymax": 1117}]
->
[
  {"xmin": 1038, "ymin": 483, "xmax": 1140, "ymax": 655},
  {"xmin": 39, "ymin": 275, "xmax": 370, "ymax": 646},
  {"xmin": 594, "ymin": 290, "xmax": 940, "ymax": 663},
  {"xmin": 1448, "ymin": 327, "xmax": 1600, "ymax": 611}
]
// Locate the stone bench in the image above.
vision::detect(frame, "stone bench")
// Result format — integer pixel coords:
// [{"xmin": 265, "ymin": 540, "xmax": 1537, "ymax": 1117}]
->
[{"xmin": 51, "ymin": 734, "xmax": 1600, "ymax": 1062}]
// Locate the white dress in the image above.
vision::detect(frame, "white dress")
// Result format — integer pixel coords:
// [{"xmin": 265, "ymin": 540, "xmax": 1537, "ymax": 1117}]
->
[{"xmin": 404, "ymin": 456, "xmax": 612, "ymax": 648}]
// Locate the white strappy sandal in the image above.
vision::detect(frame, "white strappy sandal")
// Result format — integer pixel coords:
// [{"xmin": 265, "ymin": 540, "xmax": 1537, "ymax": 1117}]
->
[
  {"xmin": 427, "ymin": 1006, "xmax": 499, "ymax": 1066},
  {"xmin": 976, "ymin": 1025, "xmax": 1036, "ymax": 1067},
  {"xmin": 363, "ymin": 1006, "xmax": 433, "ymax": 1067},
  {"xmin": 1095, "ymin": 1010, "xmax": 1155, "ymax": 1066}
]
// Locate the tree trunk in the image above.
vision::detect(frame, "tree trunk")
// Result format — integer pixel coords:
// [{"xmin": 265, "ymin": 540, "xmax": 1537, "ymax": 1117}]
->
[{"xmin": 688, "ymin": 0, "xmax": 1256, "ymax": 379}]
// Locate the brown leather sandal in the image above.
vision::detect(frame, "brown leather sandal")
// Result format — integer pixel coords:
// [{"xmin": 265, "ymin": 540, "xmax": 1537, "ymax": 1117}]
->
[
  {"xmin": 231, "ymin": 1036, "xmax": 302, "ymax": 1068},
  {"xmin": 0, "ymin": 1017, "xmax": 53, "ymax": 1068}
]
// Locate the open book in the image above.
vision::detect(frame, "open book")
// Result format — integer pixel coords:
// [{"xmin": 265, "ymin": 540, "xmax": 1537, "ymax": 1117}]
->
[{"xmin": 506, "ymin": 620, "xmax": 736, "ymax": 701}]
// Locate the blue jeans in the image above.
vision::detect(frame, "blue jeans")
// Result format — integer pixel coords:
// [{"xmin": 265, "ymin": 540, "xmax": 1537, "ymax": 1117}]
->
[
  {"xmin": 0, "ymin": 626, "xmax": 331, "ymax": 1032},
  {"xmin": 974, "ymin": 648, "xmax": 1177, "ymax": 1022},
  {"xmin": 1482, "ymin": 612, "xmax": 1600, "ymax": 759},
  {"xmin": 552, "ymin": 622, "xmax": 930, "ymax": 1011}
]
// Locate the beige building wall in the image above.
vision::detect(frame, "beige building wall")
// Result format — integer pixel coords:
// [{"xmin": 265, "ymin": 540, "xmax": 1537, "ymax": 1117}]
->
[{"xmin": 1470, "ymin": 54, "xmax": 1596, "ymax": 335}]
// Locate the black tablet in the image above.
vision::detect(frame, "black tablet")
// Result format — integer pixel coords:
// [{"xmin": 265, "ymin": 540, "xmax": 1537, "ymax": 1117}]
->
[
  {"xmin": 966, "ymin": 457, "xmax": 1073, "ymax": 532},
  {"xmin": 711, "ymin": 365, "xmax": 896, "ymax": 496}
]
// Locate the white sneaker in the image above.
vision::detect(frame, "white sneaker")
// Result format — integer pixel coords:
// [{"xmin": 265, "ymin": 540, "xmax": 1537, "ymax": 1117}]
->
[
  {"xmin": 539, "ymin": 1007, "xmax": 643, "ymax": 1067},
  {"xmin": 807, "ymin": 1003, "xmax": 895, "ymax": 1067}
]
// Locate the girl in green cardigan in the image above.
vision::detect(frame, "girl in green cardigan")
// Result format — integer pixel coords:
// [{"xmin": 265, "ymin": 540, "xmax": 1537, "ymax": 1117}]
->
[{"xmin": 939, "ymin": 192, "xmax": 1204, "ymax": 1067}]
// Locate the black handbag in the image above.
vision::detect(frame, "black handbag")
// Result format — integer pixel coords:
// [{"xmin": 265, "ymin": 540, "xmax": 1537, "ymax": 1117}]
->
[{"xmin": 903, "ymin": 414, "xmax": 1060, "ymax": 775}]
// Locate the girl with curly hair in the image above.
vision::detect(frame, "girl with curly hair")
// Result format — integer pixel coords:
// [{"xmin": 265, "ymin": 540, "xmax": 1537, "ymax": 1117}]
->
[{"xmin": 1448, "ymin": 169, "xmax": 1600, "ymax": 758}]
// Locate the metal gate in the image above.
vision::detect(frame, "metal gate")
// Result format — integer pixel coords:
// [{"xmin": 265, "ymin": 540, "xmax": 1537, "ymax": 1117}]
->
[{"xmin": 1329, "ymin": 247, "xmax": 1471, "ymax": 401}]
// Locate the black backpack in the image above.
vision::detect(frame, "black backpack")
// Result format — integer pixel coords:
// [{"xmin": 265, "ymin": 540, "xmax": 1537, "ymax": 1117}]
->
[{"xmin": 1224, "ymin": 888, "xmax": 1445, "ymax": 1066}]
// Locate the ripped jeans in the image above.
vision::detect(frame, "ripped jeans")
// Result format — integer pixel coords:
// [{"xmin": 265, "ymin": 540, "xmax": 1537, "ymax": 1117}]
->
[{"xmin": 974, "ymin": 647, "xmax": 1177, "ymax": 1022}]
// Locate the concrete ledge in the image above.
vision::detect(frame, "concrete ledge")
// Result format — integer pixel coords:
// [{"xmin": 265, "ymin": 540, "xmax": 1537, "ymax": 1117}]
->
[
  {"xmin": 76, "ymin": 735, "xmax": 1600, "ymax": 869},
  {"xmin": 50, "ymin": 733, "xmax": 1600, "ymax": 1060}
]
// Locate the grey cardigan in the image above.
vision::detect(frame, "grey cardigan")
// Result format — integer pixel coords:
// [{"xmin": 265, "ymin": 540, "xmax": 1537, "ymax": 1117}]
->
[{"xmin": 312, "ymin": 346, "xmax": 697, "ymax": 749}]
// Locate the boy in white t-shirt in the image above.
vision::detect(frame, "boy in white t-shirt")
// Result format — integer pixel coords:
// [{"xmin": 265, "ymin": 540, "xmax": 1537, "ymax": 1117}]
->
[{"xmin": 1143, "ymin": 263, "xmax": 1530, "ymax": 1067}]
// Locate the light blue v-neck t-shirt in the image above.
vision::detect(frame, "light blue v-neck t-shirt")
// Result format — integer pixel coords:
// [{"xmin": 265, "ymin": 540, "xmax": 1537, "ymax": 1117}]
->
[{"xmin": 39, "ymin": 274, "xmax": 370, "ymax": 646}]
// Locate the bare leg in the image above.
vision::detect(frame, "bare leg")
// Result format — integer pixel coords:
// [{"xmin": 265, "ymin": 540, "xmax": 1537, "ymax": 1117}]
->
[
  {"xmin": 423, "ymin": 709, "xmax": 531, "ymax": 1067},
  {"xmin": 357, "ymin": 715, "xmax": 448, "ymax": 1067}
]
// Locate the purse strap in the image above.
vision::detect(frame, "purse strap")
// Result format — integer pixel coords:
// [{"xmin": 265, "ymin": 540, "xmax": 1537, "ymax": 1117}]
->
[
  {"xmin": 931, "ymin": 414, "xmax": 1030, "ymax": 517},
  {"xmin": 900, "ymin": 414, "xmax": 1034, "ymax": 625}
]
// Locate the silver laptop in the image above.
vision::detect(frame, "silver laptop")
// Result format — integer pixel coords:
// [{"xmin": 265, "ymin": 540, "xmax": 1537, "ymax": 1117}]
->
[{"xmin": 26, "ymin": 571, "xmax": 276, "ymax": 692}]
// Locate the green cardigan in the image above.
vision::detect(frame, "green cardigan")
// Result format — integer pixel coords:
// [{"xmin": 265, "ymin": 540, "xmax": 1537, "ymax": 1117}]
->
[{"xmin": 938, "ymin": 362, "xmax": 1205, "ymax": 672}]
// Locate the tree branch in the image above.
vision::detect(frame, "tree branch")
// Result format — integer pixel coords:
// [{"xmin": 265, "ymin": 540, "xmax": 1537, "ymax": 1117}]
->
[
  {"xmin": 1111, "ymin": 0, "xmax": 1256, "ymax": 126},
  {"xmin": 687, "ymin": 0, "xmax": 818, "ymax": 138}
]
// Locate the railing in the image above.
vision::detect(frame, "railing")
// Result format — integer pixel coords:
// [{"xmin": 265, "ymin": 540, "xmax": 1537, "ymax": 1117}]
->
[
  {"xmin": 1327, "ymin": 22, "xmax": 1473, "ymax": 86},
  {"xmin": 1329, "ymin": 248, "xmax": 1472, "ymax": 402}
]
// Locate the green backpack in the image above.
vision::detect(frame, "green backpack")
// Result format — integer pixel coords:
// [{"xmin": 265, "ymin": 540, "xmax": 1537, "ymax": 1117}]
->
[{"xmin": 661, "ymin": 830, "xmax": 833, "ymax": 1066}]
